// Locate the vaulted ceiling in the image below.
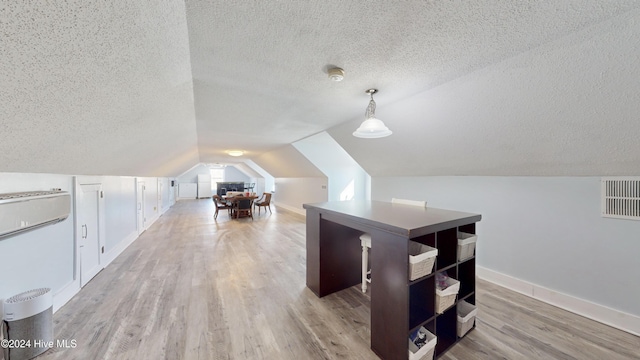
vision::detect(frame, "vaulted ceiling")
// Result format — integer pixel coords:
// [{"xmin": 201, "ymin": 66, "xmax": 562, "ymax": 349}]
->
[{"xmin": 1, "ymin": 1, "xmax": 639, "ymax": 177}]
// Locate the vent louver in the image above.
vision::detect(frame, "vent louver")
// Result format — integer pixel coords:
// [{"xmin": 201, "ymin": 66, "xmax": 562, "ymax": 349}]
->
[
  {"xmin": 601, "ymin": 177, "xmax": 640, "ymax": 220},
  {"xmin": 0, "ymin": 190, "xmax": 70, "ymax": 239}
]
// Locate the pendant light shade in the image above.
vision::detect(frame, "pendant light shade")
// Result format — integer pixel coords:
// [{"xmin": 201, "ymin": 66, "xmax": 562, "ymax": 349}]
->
[{"xmin": 353, "ymin": 89, "xmax": 392, "ymax": 138}]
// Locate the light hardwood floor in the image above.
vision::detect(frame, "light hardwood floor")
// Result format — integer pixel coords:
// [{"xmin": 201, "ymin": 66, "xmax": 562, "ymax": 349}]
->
[{"xmin": 37, "ymin": 200, "xmax": 639, "ymax": 360}]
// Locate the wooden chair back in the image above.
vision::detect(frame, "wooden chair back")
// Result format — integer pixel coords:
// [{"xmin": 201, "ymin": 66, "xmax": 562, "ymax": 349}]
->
[
  {"xmin": 213, "ymin": 195, "xmax": 232, "ymax": 219},
  {"xmin": 234, "ymin": 198, "xmax": 253, "ymax": 219},
  {"xmin": 255, "ymin": 192, "xmax": 272, "ymax": 214}
]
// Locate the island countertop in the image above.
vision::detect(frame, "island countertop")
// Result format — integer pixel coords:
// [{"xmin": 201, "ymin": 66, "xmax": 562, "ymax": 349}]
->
[{"xmin": 303, "ymin": 200, "xmax": 481, "ymax": 238}]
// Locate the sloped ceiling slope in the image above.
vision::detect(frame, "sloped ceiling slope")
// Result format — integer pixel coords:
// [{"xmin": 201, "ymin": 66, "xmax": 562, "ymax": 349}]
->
[
  {"xmin": 329, "ymin": 9, "xmax": 640, "ymax": 176},
  {"xmin": 233, "ymin": 163, "xmax": 262, "ymax": 179},
  {"xmin": 4, "ymin": 2, "xmax": 640, "ymax": 178},
  {"xmin": 0, "ymin": 1, "xmax": 199, "ymax": 177},
  {"xmin": 185, "ymin": 0, "xmax": 639, "ymax": 175},
  {"xmin": 252, "ymin": 145, "xmax": 325, "ymax": 179}
]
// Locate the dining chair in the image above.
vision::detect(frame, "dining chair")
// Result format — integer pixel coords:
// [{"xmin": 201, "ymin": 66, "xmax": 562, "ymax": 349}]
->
[
  {"xmin": 360, "ymin": 198, "xmax": 428, "ymax": 293},
  {"xmin": 233, "ymin": 198, "xmax": 254, "ymax": 219},
  {"xmin": 212, "ymin": 195, "xmax": 232, "ymax": 220},
  {"xmin": 254, "ymin": 192, "xmax": 272, "ymax": 214},
  {"xmin": 243, "ymin": 182, "xmax": 256, "ymax": 191}
]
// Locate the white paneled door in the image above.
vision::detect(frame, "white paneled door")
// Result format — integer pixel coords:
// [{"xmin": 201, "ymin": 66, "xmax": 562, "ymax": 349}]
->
[{"xmin": 78, "ymin": 184, "xmax": 102, "ymax": 287}]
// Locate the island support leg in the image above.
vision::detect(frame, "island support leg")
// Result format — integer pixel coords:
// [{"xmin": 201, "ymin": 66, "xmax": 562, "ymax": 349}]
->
[{"xmin": 370, "ymin": 230, "xmax": 409, "ymax": 360}]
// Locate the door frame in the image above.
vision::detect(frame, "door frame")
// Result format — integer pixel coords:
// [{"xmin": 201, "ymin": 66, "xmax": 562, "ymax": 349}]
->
[
  {"xmin": 74, "ymin": 177, "xmax": 106, "ymax": 287},
  {"xmin": 157, "ymin": 178, "xmax": 163, "ymax": 215},
  {"xmin": 136, "ymin": 179, "xmax": 146, "ymax": 235}
]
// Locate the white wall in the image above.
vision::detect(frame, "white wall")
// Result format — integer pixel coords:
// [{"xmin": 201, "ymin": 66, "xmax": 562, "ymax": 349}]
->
[
  {"xmin": 244, "ymin": 160, "xmax": 274, "ymax": 194},
  {"xmin": 254, "ymin": 177, "xmax": 266, "ymax": 196},
  {"xmin": 160, "ymin": 177, "xmax": 176, "ymax": 212},
  {"xmin": 176, "ymin": 164, "xmax": 210, "ymax": 199},
  {"xmin": 224, "ymin": 166, "xmax": 250, "ymax": 182},
  {"xmin": 177, "ymin": 163, "xmax": 211, "ymax": 183},
  {"xmin": 232, "ymin": 162, "xmax": 266, "ymax": 195},
  {"xmin": 0, "ymin": 173, "xmax": 75, "ymax": 308},
  {"xmin": 103, "ymin": 176, "xmax": 137, "ymax": 254},
  {"xmin": 273, "ymin": 177, "xmax": 328, "ymax": 215},
  {"xmin": 293, "ymin": 132, "xmax": 369, "ymax": 201},
  {"xmin": 0, "ymin": 172, "xmax": 171, "ymax": 315},
  {"xmin": 373, "ymin": 176, "xmax": 640, "ymax": 318}
]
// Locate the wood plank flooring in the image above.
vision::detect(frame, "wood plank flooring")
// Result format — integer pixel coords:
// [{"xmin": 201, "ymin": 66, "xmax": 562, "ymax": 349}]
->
[{"xmin": 37, "ymin": 200, "xmax": 639, "ymax": 360}]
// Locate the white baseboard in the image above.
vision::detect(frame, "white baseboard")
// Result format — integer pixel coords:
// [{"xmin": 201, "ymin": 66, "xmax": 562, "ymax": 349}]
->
[
  {"xmin": 477, "ymin": 266, "xmax": 640, "ymax": 337},
  {"xmin": 147, "ymin": 214, "xmax": 160, "ymax": 227},
  {"xmin": 53, "ymin": 280, "xmax": 80, "ymax": 313},
  {"xmin": 103, "ymin": 231, "xmax": 138, "ymax": 267},
  {"xmin": 274, "ymin": 203, "xmax": 306, "ymax": 216}
]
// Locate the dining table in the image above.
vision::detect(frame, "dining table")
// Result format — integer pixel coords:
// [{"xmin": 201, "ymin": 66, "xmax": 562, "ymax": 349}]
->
[
  {"xmin": 222, "ymin": 194, "xmax": 259, "ymax": 218},
  {"xmin": 222, "ymin": 194, "xmax": 258, "ymax": 201}
]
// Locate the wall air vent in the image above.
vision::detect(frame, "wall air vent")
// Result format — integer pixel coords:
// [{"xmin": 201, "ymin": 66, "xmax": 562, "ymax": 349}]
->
[
  {"xmin": 601, "ymin": 177, "xmax": 640, "ymax": 220},
  {"xmin": 0, "ymin": 190, "xmax": 71, "ymax": 239}
]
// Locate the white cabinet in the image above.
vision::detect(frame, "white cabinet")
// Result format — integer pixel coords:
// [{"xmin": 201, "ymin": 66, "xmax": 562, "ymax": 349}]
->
[{"xmin": 197, "ymin": 174, "xmax": 212, "ymax": 198}]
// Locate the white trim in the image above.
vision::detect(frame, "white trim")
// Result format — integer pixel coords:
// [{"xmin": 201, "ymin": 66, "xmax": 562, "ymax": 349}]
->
[
  {"xmin": 136, "ymin": 179, "xmax": 145, "ymax": 235},
  {"xmin": 53, "ymin": 280, "xmax": 79, "ymax": 313},
  {"xmin": 477, "ymin": 266, "xmax": 640, "ymax": 336},
  {"xmin": 275, "ymin": 203, "xmax": 306, "ymax": 216},
  {"xmin": 147, "ymin": 214, "xmax": 160, "ymax": 227},
  {"xmin": 53, "ymin": 230, "xmax": 139, "ymax": 315},
  {"xmin": 162, "ymin": 204, "xmax": 172, "ymax": 214},
  {"xmin": 74, "ymin": 179, "xmax": 106, "ymax": 287},
  {"xmin": 103, "ymin": 231, "xmax": 139, "ymax": 267}
]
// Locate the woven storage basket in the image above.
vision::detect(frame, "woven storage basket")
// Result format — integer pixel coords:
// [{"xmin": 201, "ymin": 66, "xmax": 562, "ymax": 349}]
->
[
  {"xmin": 457, "ymin": 232, "xmax": 477, "ymax": 261},
  {"xmin": 408, "ymin": 242, "xmax": 438, "ymax": 281},
  {"xmin": 456, "ymin": 300, "xmax": 477, "ymax": 337},
  {"xmin": 408, "ymin": 327, "xmax": 437, "ymax": 360},
  {"xmin": 435, "ymin": 277, "xmax": 460, "ymax": 314}
]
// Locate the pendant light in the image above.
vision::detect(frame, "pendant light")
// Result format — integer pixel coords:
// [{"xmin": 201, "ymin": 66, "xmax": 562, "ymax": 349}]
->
[{"xmin": 353, "ymin": 89, "xmax": 392, "ymax": 138}]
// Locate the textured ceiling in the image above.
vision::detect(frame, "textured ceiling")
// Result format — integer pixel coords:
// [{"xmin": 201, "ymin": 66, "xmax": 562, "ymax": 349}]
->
[
  {"xmin": 186, "ymin": 0, "xmax": 640, "ymax": 174},
  {"xmin": 1, "ymin": 1, "xmax": 639, "ymax": 177},
  {"xmin": 0, "ymin": 1, "xmax": 199, "ymax": 176},
  {"xmin": 330, "ymin": 7, "xmax": 640, "ymax": 176}
]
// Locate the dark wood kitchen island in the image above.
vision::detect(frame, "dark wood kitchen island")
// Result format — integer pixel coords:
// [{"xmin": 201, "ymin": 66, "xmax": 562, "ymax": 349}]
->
[{"xmin": 303, "ymin": 200, "xmax": 481, "ymax": 360}]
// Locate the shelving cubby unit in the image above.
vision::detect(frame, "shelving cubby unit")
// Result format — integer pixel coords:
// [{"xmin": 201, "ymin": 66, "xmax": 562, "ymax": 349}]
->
[
  {"xmin": 304, "ymin": 201, "xmax": 481, "ymax": 360},
  {"xmin": 408, "ymin": 223, "xmax": 477, "ymax": 359}
]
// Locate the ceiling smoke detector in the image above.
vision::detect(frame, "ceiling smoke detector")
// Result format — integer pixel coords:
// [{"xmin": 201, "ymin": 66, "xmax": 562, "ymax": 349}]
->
[{"xmin": 328, "ymin": 67, "xmax": 345, "ymax": 81}]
